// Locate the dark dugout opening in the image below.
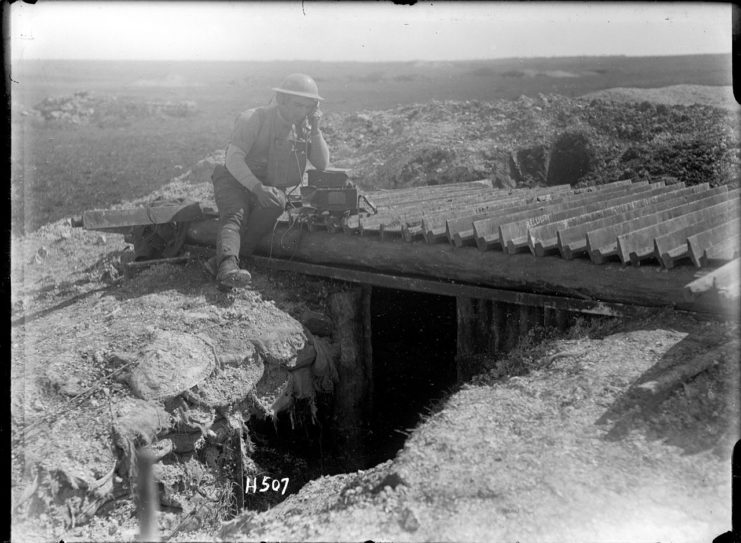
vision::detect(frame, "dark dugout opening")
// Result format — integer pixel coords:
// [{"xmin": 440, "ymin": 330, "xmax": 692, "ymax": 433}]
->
[
  {"xmin": 369, "ymin": 287, "xmax": 458, "ymax": 464},
  {"xmin": 241, "ymin": 286, "xmax": 459, "ymax": 511}
]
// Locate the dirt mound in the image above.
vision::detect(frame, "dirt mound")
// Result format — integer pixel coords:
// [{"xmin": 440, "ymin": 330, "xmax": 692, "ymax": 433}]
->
[
  {"xmin": 317, "ymin": 91, "xmax": 738, "ymax": 190},
  {"xmin": 582, "ymin": 84, "xmax": 739, "ymax": 110},
  {"xmin": 10, "ymin": 219, "xmax": 346, "ymax": 539},
  {"xmin": 32, "ymin": 91, "xmax": 198, "ymax": 125}
]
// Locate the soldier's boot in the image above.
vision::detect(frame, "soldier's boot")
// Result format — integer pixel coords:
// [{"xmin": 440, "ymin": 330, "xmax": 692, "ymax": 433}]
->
[{"xmin": 216, "ymin": 256, "xmax": 251, "ymax": 288}]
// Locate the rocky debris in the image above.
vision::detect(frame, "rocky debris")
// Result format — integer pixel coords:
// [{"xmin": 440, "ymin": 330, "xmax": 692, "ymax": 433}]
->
[
  {"xmin": 315, "ymin": 95, "xmax": 738, "ymax": 190},
  {"xmin": 582, "ymin": 84, "xmax": 740, "ymax": 111},
  {"xmin": 16, "ymin": 320, "xmax": 341, "ymax": 533},
  {"xmin": 33, "ymin": 91, "xmax": 198, "ymax": 125},
  {"xmin": 11, "ymin": 250, "xmax": 343, "ymax": 535},
  {"xmin": 183, "ymin": 93, "xmax": 737, "ymax": 192}
]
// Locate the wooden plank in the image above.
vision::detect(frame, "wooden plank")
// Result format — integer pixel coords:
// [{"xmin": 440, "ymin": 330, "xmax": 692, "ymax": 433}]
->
[
  {"xmin": 687, "ymin": 219, "xmax": 741, "ymax": 267},
  {"xmin": 417, "ymin": 192, "xmax": 557, "ymax": 244},
  {"xmin": 369, "ymin": 182, "xmax": 571, "ymax": 209},
  {"xmin": 450, "ymin": 228, "xmax": 477, "ymax": 247},
  {"xmin": 474, "ymin": 181, "xmax": 646, "ymax": 252},
  {"xmin": 365, "ymin": 179, "xmax": 493, "ymax": 202},
  {"xmin": 81, "ymin": 201, "xmax": 213, "ymax": 231},
  {"xmin": 684, "ymin": 258, "xmax": 740, "ymax": 301},
  {"xmin": 251, "ymin": 256, "xmax": 651, "ymax": 317},
  {"xmin": 499, "ymin": 182, "xmax": 653, "ymax": 254},
  {"xmin": 617, "ymin": 197, "xmax": 740, "ymax": 265},
  {"xmin": 360, "ymin": 190, "xmax": 506, "ymax": 231},
  {"xmin": 185, "ymin": 218, "xmax": 719, "ymax": 314},
  {"xmin": 634, "ymin": 339, "xmax": 739, "ymax": 402},
  {"xmin": 366, "ymin": 184, "xmax": 492, "ymax": 207},
  {"xmin": 499, "ymin": 181, "xmax": 653, "ymax": 254},
  {"xmin": 406, "ymin": 184, "xmax": 570, "ymax": 223},
  {"xmin": 378, "ymin": 185, "xmax": 574, "ymax": 240},
  {"xmin": 712, "ymin": 258, "xmax": 741, "ymax": 291},
  {"xmin": 387, "ymin": 187, "xmax": 502, "ymax": 211},
  {"xmin": 364, "ymin": 194, "xmax": 491, "ymax": 225},
  {"xmin": 379, "ymin": 222, "xmax": 403, "ymax": 240},
  {"xmin": 409, "ymin": 193, "xmax": 525, "ymax": 224},
  {"xmin": 701, "ymin": 235, "xmax": 741, "ymax": 266},
  {"xmin": 442, "ymin": 187, "xmax": 575, "ymax": 246},
  {"xmin": 557, "ymin": 183, "xmax": 711, "ymax": 259},
  {"xmin": 366, "ymin": 183, "xmax": 496, "ymax": 209},
  {"xmin": 656, "ymin": 216, "xmax": 741, "ymax": 269},
  {"xmin": 586, "ymin": 186, "xmax": 733, "ymax": 264},
  {"xmin": 528, "ymin": 182, "xmax": 679, "ymax": 256}
]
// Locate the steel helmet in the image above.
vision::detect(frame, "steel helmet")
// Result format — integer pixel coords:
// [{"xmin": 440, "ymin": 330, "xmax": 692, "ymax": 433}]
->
[{"xmin": 272, "ymin": 73, "xmax": 324, "ymax": 101}]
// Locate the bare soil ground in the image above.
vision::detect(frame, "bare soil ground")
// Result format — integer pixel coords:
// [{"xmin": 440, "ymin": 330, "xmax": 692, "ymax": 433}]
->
[
  {"xmin": 10, "ymin": 83, "xmax": 741, "ymax": 542},
  {"xmin": 216, "ymin": 313, "xmax": 738, "ymax": 543}
]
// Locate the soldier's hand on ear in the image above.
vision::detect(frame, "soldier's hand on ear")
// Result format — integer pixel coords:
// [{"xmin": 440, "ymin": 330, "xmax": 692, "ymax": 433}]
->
[{"xmin": 309, "ymin": 106, "xmax": 322, "ymax": 134}]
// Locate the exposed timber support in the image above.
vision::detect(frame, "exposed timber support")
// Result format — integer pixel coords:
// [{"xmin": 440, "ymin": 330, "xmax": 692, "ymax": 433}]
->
[
  {"xmin": 250, "ymin": 255, "xmax": 668, "ymax": 319},
  {"xmin": 328, "ymin": 288, "xmax": 373, "ymax": 470},
  {"xmin": 455, "ymin": 296, "xmax": 573, "ymax": 381}
]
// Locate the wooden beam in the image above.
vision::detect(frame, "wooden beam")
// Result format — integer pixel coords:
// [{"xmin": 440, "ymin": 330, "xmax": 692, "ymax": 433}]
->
[
  {"xmin": 328, "ymin": 288, "xmax": 372, "ymax": 470},
  {"xmin": 634, "ymin": 339, "xmax": 739, "ymax": 403},
  {"xmin": 257, "ymin": 256, "xmax": 637, "ymax": 315},
  {"xmin": 82, "ymin": 202, "xmax": 215, "ymax": 232},
  {"xmin": 250, "ymin": 255, "xmax": 667, "ymax": 318},
  {"xmin": 186, "ymin": 219, "xmax": 727, "ymax": 315},
  {"xmin": 683, "ymin": 258, "xmax": 740, "ymax": 301}
]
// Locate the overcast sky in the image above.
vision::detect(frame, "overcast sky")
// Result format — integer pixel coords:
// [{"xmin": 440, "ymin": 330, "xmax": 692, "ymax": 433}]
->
[{"xmin": 9, "ymin": 1, "xmax": 733, "ymax": 62}]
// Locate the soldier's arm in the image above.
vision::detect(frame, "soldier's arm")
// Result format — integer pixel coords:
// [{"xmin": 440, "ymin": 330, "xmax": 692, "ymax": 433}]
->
[
  {"xmin": 225, "ymin": 144, "xmax": 262, "ymax": 192},
  {"xmin": 226, "ymin": 111, "xmax": 264, "ymax": 192},
  {"xmin": 308, "ymin": 131, "xmax": 330, "ymax": 171}
]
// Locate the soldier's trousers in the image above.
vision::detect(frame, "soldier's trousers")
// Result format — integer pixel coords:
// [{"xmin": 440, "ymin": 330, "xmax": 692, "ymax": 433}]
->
[{"xmin": 212, "ymin": 166, "xmax": 286, "ymax": 264}]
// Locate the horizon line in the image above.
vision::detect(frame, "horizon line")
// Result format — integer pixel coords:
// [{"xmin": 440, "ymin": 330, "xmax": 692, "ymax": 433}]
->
[{"xmin": 12, "ymin": 52, "xmax": 733, "ymax": 63}]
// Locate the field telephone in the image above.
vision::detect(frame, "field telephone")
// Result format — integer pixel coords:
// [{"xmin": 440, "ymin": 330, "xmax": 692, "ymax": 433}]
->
[{"xmin": 286, "ymin": 168, "xmax": 376, "ymax": 231}]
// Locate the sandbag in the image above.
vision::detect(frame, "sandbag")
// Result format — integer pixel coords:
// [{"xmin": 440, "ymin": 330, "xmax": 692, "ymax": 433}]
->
[
  {"xmin": 112, "ymin": 397, "xmax": 171, "ymax": 481},
  {"xmin": 127, "ymin": 331, "xmax": 215, "ymax": 401},
  {"xmin": 185, "ymin": 346, "xmax": 264, "ymax": 408}
]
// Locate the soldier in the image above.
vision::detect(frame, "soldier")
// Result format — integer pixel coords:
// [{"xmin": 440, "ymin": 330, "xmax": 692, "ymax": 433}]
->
[{"xmin": 206, "ymin": 73, "xmax": 330, "ymax": 287}]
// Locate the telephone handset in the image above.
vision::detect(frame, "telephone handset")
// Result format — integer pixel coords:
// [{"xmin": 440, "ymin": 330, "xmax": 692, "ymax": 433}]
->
[{"xmin": 306, "ymin": 102, "xmax": 322, "ymax": 134}]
